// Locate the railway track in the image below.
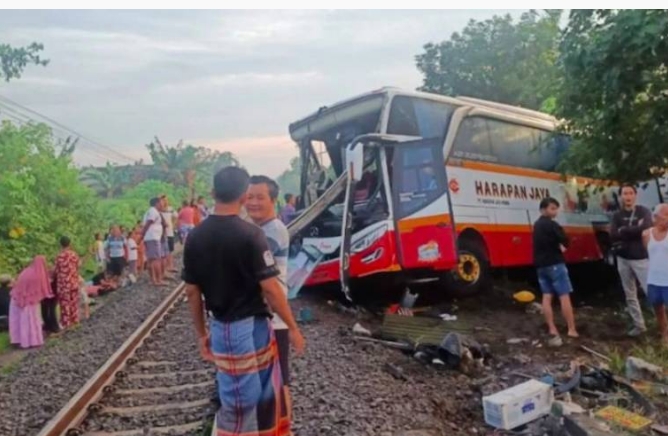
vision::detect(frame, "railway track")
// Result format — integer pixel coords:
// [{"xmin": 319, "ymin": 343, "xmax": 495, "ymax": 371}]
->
[{"xmin": 36, "ymin": 283, "xmax": 217, "ymax": 436}]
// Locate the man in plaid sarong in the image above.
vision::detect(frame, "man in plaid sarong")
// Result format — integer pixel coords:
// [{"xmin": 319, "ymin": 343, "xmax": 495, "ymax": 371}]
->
[{"xmin": 183, "ymin": 167, "xmax": 305, "ymax": 436}]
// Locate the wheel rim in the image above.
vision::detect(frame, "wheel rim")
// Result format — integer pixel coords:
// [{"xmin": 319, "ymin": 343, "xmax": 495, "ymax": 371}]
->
[{"xmin": 457, "ymin": 252, "xmax": 480, "ymax": 284}]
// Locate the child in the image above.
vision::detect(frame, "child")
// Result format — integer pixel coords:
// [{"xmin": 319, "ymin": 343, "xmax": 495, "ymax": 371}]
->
[
  {"xmin": 532, "ymin": 197, "xmax": 579, "ymax": 346},
  {"xmin": 127, "ymin": 231, "xmax": 138, "ymax": 284}
]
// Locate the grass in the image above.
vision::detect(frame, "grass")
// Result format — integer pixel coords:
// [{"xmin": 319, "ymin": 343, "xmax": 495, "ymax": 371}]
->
[
  {"xmin": 0, "ymin": 331, "xmax": 10, "ymax": 353},
  {"xmin": 604, "ymin": 341, "xmax": 668, "ymax": 376},
  {"xmin": 199, "ymin": 418, "xmax": 213, "ymax": 436},
  {"xmin": 0, "ymin": 360, "xmax": 19, "ymax": 375}
]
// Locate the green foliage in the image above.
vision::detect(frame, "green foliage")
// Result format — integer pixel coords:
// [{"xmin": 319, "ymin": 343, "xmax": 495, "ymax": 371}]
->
[
  {"xmin": 276, "ymin": 156, "xmax": 301, "ymax": 201},
  {"xmin": 98, "ymin": 180, "xmax": 192, "ymax": 229},
  {"xmin": 146, "ymin": 137, "xmax": 240, "ymax": 198},
  {"xmin": 0, "ymin": 121, "xmax": 103, "ymax": 274},
  {"xmin": 0, "ymin": 42, "xmax": 49, "ymax": 82},
  {"xmin": 556, "ymin": 10, "xmax": 668, "ymax": 183},
  {"xmin": 415, "ymin": 10, "xmax": 562, "ymax": 110},
  {"xmin": 80, "ymin": 162, "xmax": 133, "ymax": 198}
]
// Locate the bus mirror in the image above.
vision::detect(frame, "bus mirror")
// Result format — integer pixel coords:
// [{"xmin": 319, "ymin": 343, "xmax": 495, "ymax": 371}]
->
[{"xmin": 345, "ymin": 141, "xmax": 364, "ymax": 182}]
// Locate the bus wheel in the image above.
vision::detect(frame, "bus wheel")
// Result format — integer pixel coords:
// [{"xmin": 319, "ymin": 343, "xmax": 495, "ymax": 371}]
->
[{"xmin": 447, "ymin": 240, "xmax": 490, "ymax": 297}]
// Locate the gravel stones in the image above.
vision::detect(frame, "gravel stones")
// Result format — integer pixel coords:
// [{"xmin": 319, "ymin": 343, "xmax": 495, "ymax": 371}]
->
[{"xmin": 0, "ymin": 278, "xmax": 178, "ymax": 436}]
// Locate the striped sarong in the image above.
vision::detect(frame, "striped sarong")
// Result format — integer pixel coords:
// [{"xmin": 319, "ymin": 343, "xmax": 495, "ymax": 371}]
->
[{"xmin": 210, "ymin": 316, "xmax": 290, "ymax": 436}]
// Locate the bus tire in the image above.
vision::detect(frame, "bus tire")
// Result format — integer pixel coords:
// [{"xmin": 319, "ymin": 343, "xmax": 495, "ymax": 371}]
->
[{"xmin": 445, "ymin": 239, "xmax": 491, "ymax": 297}]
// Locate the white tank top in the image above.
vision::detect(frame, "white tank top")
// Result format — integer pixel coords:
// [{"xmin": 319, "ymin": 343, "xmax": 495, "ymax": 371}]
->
[{"xmin": 647, "ymin": 228, "xmax": 668, "ymax": 286}]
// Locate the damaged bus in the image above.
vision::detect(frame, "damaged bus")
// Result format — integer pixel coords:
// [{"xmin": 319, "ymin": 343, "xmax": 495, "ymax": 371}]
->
[{"xmin": 286, "ymin": 87, "xmax": 664, "ymax": 298}]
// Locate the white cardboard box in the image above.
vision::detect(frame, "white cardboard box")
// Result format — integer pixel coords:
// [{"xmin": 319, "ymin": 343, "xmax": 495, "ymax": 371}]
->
[{"xmin": 483, "ymin": 379, "xmax": 554, "ymax": 430}]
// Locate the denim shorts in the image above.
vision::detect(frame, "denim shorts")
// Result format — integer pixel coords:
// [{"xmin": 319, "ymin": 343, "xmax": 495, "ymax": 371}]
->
[
  {"xmin": 647, "ymin": 284, "xmax": 668, "ymax": 306},
  {"xmin": 537, "ymin": 263, "xmax": 573, "ymax": 296}
]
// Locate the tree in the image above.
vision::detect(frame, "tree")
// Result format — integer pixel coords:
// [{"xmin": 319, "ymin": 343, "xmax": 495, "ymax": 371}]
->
[
  {"xmin": 556, "ymin": 10, "xmax": 668, "ymax": 183},
  {"xmin": 415, "ymin": 10, "xmax": 562, "ymax": 111},
  {"xmin": 146, "ymin": 137, "xmax": 240, "ymax": 199},
  {"xmin": 0, "ymin": 121, "xmax": 103, "ymax": 273},
  {"xmin": 276, "ymin": 156, "xmax": 301, "ymax": 202},
  {"xmin": 0, "ymin": 42, "xmax": 49, "ymax": 82},
  {"xmin": 80, "ymin": 163, "xmax": 132, "ymax": 198}
]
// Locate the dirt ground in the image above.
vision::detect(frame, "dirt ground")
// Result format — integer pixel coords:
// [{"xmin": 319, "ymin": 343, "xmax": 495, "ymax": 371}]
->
[{"xmin": 288, "ymin": 270, "xmax": 668, "ymax": 435}]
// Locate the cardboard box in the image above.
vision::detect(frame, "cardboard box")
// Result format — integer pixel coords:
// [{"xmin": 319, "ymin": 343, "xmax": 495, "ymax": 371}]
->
[{"xmin": 483, "ymin": 380, "xmax": 554, "ymax": 430}]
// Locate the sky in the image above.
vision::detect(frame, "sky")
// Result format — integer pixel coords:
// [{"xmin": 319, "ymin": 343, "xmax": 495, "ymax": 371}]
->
[{"xmin": 0, "ymin": 9, "xmax": 521, "ymax": 177}]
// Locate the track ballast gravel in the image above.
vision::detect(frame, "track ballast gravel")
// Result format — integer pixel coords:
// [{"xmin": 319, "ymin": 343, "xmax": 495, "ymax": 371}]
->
[{"xmin": 0, "ymin": 277, "xmax": 180, "ymax": 436}]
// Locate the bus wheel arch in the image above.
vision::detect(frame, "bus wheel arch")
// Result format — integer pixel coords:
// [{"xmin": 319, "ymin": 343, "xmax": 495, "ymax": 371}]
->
[{"xmin": 445, "ymin": 228, "xmax": 491, "ymax": 297}]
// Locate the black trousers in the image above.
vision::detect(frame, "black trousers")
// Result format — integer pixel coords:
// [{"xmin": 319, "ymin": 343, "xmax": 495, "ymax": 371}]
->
[{"xmin": 41, "ymin": 298, "xmax": 60, "ymax": 333}]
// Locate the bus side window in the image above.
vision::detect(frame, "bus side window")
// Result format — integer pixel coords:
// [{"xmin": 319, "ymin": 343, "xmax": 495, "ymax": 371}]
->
[
  {"xmin": 487, "ymin": 120, "xmax": 537, "ymax": 169},
  {"xmin": 534, "ymin": 131, "xmax": 569, "ymax": 172},
  {"xmin": 450, "ymin": 117, "xmax": 494, "ymax": 163}
]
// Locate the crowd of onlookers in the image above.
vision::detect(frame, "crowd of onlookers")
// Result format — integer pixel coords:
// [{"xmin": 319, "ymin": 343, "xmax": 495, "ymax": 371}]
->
[{"xmin": 0, "ymin": 188, "xmax": 299, "ymax": 351}]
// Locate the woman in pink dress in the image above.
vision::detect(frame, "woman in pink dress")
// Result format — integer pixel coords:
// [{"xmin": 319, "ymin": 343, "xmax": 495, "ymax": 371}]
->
[{"xmin": 9, "ymin": 255, "xmax": 52, "ymax": 348}]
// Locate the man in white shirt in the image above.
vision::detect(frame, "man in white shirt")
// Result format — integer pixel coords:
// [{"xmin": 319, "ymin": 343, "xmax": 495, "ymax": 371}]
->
[
  {"xmin": 159, "ymin": 195, "xmax": 178, "ymax": 276},
  {"xmin": 142, "ymin": 197, "xmax": 166, "ymax": 286}
]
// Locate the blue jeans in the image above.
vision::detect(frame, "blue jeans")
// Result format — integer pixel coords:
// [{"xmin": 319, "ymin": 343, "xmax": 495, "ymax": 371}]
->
[{"xmin": 537, "ymin": 263, "xmax": 573, "ymax": 297}]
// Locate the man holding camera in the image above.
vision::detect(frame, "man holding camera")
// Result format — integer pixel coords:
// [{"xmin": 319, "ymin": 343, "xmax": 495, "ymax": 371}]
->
[{"xmin": 610, "ymin": 184, "xmax": 653, "ymax": 337}]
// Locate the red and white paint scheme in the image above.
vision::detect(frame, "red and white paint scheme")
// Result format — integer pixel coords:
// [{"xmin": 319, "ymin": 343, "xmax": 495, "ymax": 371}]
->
[{"xmin": 288, "ymin": 88, "xmax": 665, "ymax": 295}]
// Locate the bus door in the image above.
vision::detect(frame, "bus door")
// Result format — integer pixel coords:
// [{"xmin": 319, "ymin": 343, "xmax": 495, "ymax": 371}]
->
[
  {"xmin": 390, "ymin": 138, "xmax": 458, "ymax": 271},
  {"xmin": 339, "ymin": 140, "xmax": 366, "ymax": 302}
]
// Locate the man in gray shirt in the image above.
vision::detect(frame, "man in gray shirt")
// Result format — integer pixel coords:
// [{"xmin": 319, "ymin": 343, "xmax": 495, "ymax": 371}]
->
[{"xmin": 610, "ymin": 184, "xmax": 653, "ymax": 337}]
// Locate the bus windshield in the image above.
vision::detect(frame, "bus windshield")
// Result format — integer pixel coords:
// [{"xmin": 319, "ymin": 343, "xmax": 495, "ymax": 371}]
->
[{"xmin": 386, "ymin": 95, "xmax": 454, "ymax": 140}]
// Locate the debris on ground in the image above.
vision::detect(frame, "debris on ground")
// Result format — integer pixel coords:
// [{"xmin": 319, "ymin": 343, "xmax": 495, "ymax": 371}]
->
[
  {"xmin": 439, "ymin": 313, "xmax": 457, "ymax": 321},
  {"xmin": 352, "ymin": 322, "xmax": 372, "ymax": 337},
  {"xmin": 595, "ymin": 405, "xmax": 653, "ymax": 432},
  {"xmin": 438, "ymin": 332, "xmax": 488, "ymax": 375},
  {"xmin": 552, "ymin": 399, "xmax": 585, "ymax": 416},
  {"xmin": 506, "ymin": 337, "xmax": 530, "ymax": 345},
  {"xmin": 383, "ymin": 362, "xmax": 408, "ymax": 381},
  {"xmin": 563, "ymin": 414, "xmax": 615, "ymax": 436},
  {"xmin": 297, "ymin": 307, "xmax": 314, "ymax": 323},
  {"xmin": 625, "ymin": 356, "xmax": 668, "ymax": 383},
  {"xmin": 380, "ymin": 313, "xmax": 470, "ymax": 346},
  {"xmin": 513, "ymin": 290, "xmax": 536, "ymax": 303},
  {"xmin": 482, "ymin": 379, "xmax": 553, "ymax": 430},
  {"xmin": 652, "ymin": 424, "xmax": 668, "ymax": 435},
  {"xmin": 580, "ymin": 345, "xmax": 612, "ymax": 362},
  {"xmin": 400, "ymin": 288, "xmax": 419, "ymax": 309},
  {"xmin": 526, "ymin": 302, "xmax": 544, "ymax": 314}
]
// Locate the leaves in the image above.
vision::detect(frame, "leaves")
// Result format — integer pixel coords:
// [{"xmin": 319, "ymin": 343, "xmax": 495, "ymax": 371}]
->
[
  {"xmin": 415, "ymin": 10, "xmax": 562, "ymax": 110},
  {"xmin": 0, "ymin": 121, "xmax": 101, "ymax": 273},
  {"xmin": 556, "ymin": 10, "xmax": 668, "ymax": 183},
  {"xmin": 0, "ymin": 42, "xmax": 49, "ymax": 82}
]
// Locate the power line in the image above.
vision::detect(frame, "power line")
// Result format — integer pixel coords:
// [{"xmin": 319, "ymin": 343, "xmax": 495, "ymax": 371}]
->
[{"xmin": 0, "ymin": 95, "xmax": 136, "ymax": 164}]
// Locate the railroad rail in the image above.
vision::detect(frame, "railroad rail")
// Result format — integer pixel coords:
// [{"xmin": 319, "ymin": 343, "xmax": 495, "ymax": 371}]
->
[{"xmin": 36, "ymin": 283, "xmax": 216, "ymax": 436}]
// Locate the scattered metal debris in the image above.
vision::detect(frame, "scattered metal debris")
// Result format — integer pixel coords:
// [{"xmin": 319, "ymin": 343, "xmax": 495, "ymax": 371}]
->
[
  {"xmin": 352, "ymin": 322, "xmax": 372, "ymax": 337},
  {"xmin": 580, "ymin": 345, "xmax": 612, "ymax": 362}
]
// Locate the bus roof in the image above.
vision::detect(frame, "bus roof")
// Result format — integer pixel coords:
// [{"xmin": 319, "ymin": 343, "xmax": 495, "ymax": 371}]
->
[{"xmin": 289, "ymin": 87, "xmax": 559, "ymax": 141}]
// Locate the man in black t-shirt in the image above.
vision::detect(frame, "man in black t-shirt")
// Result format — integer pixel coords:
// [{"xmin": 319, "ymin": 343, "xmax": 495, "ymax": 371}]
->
[
  {"xmin": 533, "ymin": 197, "xmax": 578, "ymax": 346},
  {"xmin": 183, "ymin": 166, "xmax": 304, "ymax": 435}
]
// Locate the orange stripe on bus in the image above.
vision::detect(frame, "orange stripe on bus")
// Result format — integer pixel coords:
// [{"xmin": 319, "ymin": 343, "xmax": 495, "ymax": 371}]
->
[
  {"xmin": 397, "ymin": 215, "xmax": 452, "ymax": 232},
  {"xmin": 454, "ymin": 160, "xmax": 613, "ymax": 186}
]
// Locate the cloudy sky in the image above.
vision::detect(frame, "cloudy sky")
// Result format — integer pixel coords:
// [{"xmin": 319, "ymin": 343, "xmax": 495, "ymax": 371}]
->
[{"xmin": 0, "ymin": 9, "xmax": 520, "ymax": 177}]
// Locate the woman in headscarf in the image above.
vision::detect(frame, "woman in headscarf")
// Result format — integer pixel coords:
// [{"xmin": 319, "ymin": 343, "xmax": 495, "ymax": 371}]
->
[
  {"xmin": 54, "ymin": 235, "xmax": 81, "ymax": 329},
  {"xmin": 9, "ymin": 256, "xmax": 52, "ymax": 348}
]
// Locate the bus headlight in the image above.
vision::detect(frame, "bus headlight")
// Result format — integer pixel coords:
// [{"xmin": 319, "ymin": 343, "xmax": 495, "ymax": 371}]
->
[{"xmin": 351, "ymin": 225, "xmax": 388, "ymax": 254}]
